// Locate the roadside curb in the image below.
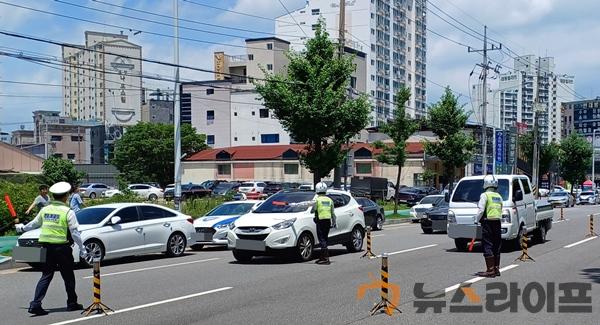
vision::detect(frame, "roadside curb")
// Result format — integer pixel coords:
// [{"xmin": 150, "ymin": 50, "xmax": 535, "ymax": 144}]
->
[{"xmin": 383, "ymin": 218, "xmax": 413, "ymax": 225}]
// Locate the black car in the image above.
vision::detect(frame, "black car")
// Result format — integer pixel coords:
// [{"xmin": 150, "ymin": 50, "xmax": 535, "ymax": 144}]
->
[
  {"xmin": 164, "ymin": 183, "xmax": 211, "ymax": 201},
  {"xmin": 396, "ymin": 187, "xmax": 426, "ymax": 206},
  {"xmin": 211, "ymin": 182, "xmax": 240, "ymax": 196},
  {"xmin": 263, "ymin": 182, "xmax": 283, "ymax": 197},
  {"xmin": 355, "ymin": 197, "xmax": 385, "ymax": 230},
  {"xmin": 420, "ymin": 200, "xmax": 449, "ymax": 234}
]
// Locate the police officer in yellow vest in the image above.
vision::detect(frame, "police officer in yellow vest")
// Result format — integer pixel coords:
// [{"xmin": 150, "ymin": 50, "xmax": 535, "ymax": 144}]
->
[
  {"xmin": 314, "ymin": 182, "xmax": 336, "ymax": 265},
  {"xmin": 15, "ymin": 182, "xmax": 86, "ymax": 316},
  {"xmin": 476, "ymin": 175, "xmax": 503, "ymax": 278}
]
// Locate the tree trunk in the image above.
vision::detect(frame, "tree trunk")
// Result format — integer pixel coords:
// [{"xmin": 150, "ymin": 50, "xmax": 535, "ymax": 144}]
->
[
  {"xmin": 313, "ymin": 169, "xmax": 320, "ymax": 189},
  {"xmin": 394, "ymin": 165, "xmax": 402, "ymax": 215}
]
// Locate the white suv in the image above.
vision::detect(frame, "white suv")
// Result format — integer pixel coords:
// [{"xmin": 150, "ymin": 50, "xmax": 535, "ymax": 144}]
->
[
  {"xmin": 227, "ymin": 190, "xmax": 366, "ymax": 263},
  {"xmin": 238, "ymin": 181, "xmax": 267, "ymax": 193}
]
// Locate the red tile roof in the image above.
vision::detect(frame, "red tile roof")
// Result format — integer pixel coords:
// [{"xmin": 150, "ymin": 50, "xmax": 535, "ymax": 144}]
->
[{"xmin": 186, "ymin": 142, "xmax": 424, "ymax": 161}]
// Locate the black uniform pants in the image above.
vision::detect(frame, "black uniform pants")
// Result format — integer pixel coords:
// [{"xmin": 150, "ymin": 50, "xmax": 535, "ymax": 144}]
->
[
  {"xmin": 30, "ymin": 244, "xmax": 77, "ymax": 308},
  {"xmin": 316, "ymin": 219, "xmax": 331, "ymax": 250},
  {"xmin": 481, "ymin": 219, "xmax": 502, "ymax": 257}
]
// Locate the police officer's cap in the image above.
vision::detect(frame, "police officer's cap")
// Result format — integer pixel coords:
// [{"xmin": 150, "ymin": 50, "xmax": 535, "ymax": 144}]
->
[{"xmin": 49, "ymin": 182, "xmax": 72, "ymax": 195}]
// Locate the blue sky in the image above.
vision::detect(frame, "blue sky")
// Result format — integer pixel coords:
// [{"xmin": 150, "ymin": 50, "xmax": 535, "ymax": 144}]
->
[{"xmin": 1, "ymin": 0, "xmax": 599, "ymax": 133}]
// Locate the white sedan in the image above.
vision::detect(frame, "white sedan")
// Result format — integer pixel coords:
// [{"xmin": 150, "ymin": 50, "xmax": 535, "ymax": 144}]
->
[
  {"xmin": 103, "ymin": 184, "xmax": 164, "ymax": 201},
  {"xmin": 13, "ymin": 203, "xmax": 195, "ymax": 267},
  {"xmin": 192, "ymin": 200, "xmax": 262, "ymax": 250}
]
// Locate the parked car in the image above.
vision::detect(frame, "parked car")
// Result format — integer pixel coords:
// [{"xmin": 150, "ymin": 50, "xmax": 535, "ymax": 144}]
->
[
  {"xmin": 538, "ymin": 188, "xmax": 550, "ymax": 197},
  {"xmin": 164, "ymin": 183, "xmax": 211, "ymax": 201},
  {"xmin": 263, "ymin": 182, "xmax": 284, "ymax": 197},
  {"xmin": 396, "ymin": 187, "xmax": 432, "ymax": 206},
  {"xmin": 420, "ymin": 200, "xmax": 449, "ymax": 234},
  {"xmin": 144, "ymin": 182, "xmax": 161, "ymax": 189},
  {"xmin": 211, "ymin": 182, "xmax": 241, "ymax": 197},
  {"xmin": 227, "ymin": 190, "xmax": 365, "ymax": 263},
  {"xmin": 547, "ymin": 191, "xmax": 575, "ymax": 207},
  {"xmin": 13, "ymin": 203, "xmax": 195, "ymax": 267},
  {"xmin": 409, "ymin": 195, "xmax": 445, "ymax": 222},
  {"xmin": 191, "ymin": 200, "xmax": 262, "ymax": 250},
  {"xmin": 200, "ymin": 180, "xmax": 228, "ymax": 191},
  {"xmin": 79, "ymin": 183, "xmax": 111, "ymax": 199},
  {"xmin": 104, "ymin": 184, "xmax": 164, "ymax": 200},
  {"xmin": 355, "ymin": 197, "xmax": 385, "ymax": 230},
  {"xmin": 297, "ymin": 184, "xmax": 314, "ymax": 191},
  {"xmin": 577, "ymin": 191, "xmax": 598, "ymax": 205},
  {"xmin": 238, "ymin": 181, "xmax": 267, "ymax": 194}
]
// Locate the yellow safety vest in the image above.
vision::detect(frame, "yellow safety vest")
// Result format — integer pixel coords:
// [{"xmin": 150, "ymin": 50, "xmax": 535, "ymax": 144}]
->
[
  {"xmin": 315, "ymin": 196, "xmax": 333, "ymax": 220},
  {"xmin": 39, "ymin": 202, "xmax": 70, "ymax": 244},
  {"xmin": 485, "ymin": 192, "xmax": 503, "ymax": 220}
]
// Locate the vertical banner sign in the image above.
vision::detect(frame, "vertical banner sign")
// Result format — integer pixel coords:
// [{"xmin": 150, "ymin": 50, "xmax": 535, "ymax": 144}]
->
[
  {"xmin": 507, "ymin": 127, "xmax": 517, "ymax": 172},
  {"xmin": 495, "ymin": 130, "xmax": 504, "ymax": 174}
]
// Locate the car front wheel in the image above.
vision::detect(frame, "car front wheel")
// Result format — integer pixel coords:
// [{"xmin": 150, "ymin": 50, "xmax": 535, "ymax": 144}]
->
[
  {"xmin": 89, "ymin": 192, "xmax": 96, "ymax": 199},
  {"xmin": 166, "ymin": 232, "xmax": 187, "ymax": 257},
  {"xmin": 374, "ymin": 215, "xmax": 384, "ymax": 231},
  {"xmin": 148, "ymin": 194, "xmax": 158, "ymax": 201},
  {"xmin": 296, "ymin": 232, "xmax": 314, "ymax": 262},
  {"xmin": 82, "ymin": 240, "xmax": 104, "ymax": 267},
  {"xmin": 345, "ymin": 226, "xmax": 364, "ymax": 253}
]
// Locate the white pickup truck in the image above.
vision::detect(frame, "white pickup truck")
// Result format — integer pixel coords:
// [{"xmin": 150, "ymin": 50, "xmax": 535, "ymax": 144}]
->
[{"xmin": 447, "ymin": 175, "xmax": 554, "ymax": 251}]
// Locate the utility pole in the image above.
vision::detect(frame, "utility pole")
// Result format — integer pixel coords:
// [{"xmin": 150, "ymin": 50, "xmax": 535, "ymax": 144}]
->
[
  {"xmin": 333, "ymin": 0, "xmax": 346, "ymax": 189},
  {"xmin": 532, "ymin": 57, "xmax": 542, "ymax": 198},
  {"xmin": 173, "ymin": 0, "xmax": 182, "ymax": 211},
  {"xmin": 468, "ymin": 26, "xmax": 501, "ymax": 175}
]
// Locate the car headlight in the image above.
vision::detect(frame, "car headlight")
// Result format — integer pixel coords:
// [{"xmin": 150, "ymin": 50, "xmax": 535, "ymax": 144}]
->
[
  {"xmin": 228, "ymin": 222, "xmax": 236, "ymax": 230},
  {"xmin": 215, "ymin": 223, "xmax": 230, "ymax": 229},
  {"xmin": 501, "ymin": 209, "xmax": 511, "ymax": 223},
  {"xmin": 272, "ymin": 218, "xmax": 296, "ymax": 230},
  {"xmin": 447, "ymin": 210, "xmax": 456, "ymax": 223}
]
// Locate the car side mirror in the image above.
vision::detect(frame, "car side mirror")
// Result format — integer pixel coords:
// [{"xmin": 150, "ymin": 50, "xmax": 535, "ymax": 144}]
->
[
  {"xmin": 444, "ymin": 192, "xmax": 449, "ymax": 202},
  {"xmin": 110, "ymin": 216, "xmax": 121, "ymax": 225},
  {"xmin": 513, "ymin": 190, "xmax": 523, "ymax": 202}
]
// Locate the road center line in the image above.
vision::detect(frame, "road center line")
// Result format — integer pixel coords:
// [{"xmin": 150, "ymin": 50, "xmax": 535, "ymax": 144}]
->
[
  {"xmin": 82, "ymin": 258, "xmax": 220, "ymax": 279},
  {"xmin": 372, "ymin": 234, "xmax": 385, "ymax": 238},
  {"xmin": 444, "ymin": 264, "xmax": 519, "ymax": 294},
  {"xmin": 564, "ymin": 236, "xmax": 597, "ymax": 248},
  {"xmin": 552, "ymin": 219, "xmax": 569, "ymax": 224},
  {"xmin": 49, "ymin": 287, "xmax": 233, "ymax": 325},
  {"xmin": 375, "ymin": 244, "xmax": 437, "ymax": 258}
]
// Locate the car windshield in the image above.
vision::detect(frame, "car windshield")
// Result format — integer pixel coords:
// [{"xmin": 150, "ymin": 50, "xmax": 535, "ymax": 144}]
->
[
  {"xmin": 581, "ymin": 191, "xmax": 594, "ymax": 196},
  {"xmin": 206, "ymin": 203, "xmax": 255, "ymax": 216},
  {"xmin": 80, "ymin": 183, "xmax": 91, "ymax": 188},
  {"xmin": 240, "ymin": 183, "xmax": 254, "ymax": 187},
  {"xmin": 181, "ymin": 184, "xmax": 197, "ymax": 190},
  {"xmin": 76, "ymin": 207, "xmax": 115, "ymax": 224},
  {"xmin": 400, "ymin": 188, "xmax": 418, "ymax": 193},
  {"xmin": 214, "ymin": 183, "xmax": 235, "ymax": 190},
  {"xmin": 253, "ymin": 192, "xmax": 315, "ymax": 213},
  {"xmin": 420, "ymin": 196, "xmax": 441, "ymax": 205},
  {"xmin": 451, "ymin": 179, "xmax": 510, "ymax": 203}
]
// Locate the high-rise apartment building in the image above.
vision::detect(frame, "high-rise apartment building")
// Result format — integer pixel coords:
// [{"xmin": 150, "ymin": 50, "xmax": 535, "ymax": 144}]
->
[
  {"xmin": 275, "ymin": 0, "xmax": 427, "ymax": 125},
  {"xmin": 62, "ymin": 31, "xmax": 143, "ymax": 126},
  {"xmin": 494, "ymin": 55, "xmax": 575, "ymax": 144}
]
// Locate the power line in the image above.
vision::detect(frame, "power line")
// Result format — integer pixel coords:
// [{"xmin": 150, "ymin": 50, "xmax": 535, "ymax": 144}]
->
[{"xmin": 276, "ymin": 0, "xmax": 308, "ymax": 38}]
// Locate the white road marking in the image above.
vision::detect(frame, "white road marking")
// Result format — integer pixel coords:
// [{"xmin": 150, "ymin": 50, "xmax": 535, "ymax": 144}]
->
[
  {"xmin": 371, "ymin": 234, "xmax": 385, "ymax": 238},
  {"xmin": 82, "ymin": 258, "xmax": 220, "ymax": 279},
  {"xmin": 383, "ymin": 223, "xmax": 417, "ymax": 230},
  {"xmin": 0, "ymin": 267, "xmax": 29, "ymax": 275},
  {"xmin": 49, "ymin": 287, "xmax": 233, "ymax": 325},
  {"xmin": 375, "ymin": 244, "xmax": 438, "ymax": 258},
  {"xmin": 552, "ymin": 219, "xmax": 569, "ymax": 224},
  {"xmin": 444, "ymin": 264, "xmax": 519, "ymax": 294},
  {"xmin": 564, "ymin": 236, "xmax": 597, "ymax": 248}
]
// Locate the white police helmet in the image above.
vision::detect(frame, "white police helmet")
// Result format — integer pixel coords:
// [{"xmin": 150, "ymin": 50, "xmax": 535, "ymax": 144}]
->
[
  {"xmin": 49, "ymin": 181, "xmax": 72, "ymax": 195},
  {"xmin": 315, "ymin": 182, "xmax": 328, "ymax": 194},
  {"xmin": 483, "ymin": 175, "xmax": 498, "ymax": 190}
]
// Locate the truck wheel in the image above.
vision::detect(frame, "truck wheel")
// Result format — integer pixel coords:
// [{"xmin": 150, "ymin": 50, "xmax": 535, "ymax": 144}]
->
[
  {"xmin": 535, "ymin": 223, "xmax": 547, "ymax": 244},
  {"xmin": 454, "ymin": 238, "xmax": 469, "ymax": 252}
]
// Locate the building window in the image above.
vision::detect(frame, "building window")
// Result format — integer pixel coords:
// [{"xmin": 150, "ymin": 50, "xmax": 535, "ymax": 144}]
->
[
  {"xmin": 248, "ymin": 54, "xmax": 254, "ymax": 60},
  {"xmin": 311, "ymin": 8, "xmax": 320, "ymax": 15},
  {"xmin": 356, "ymin": 163, "xmax": 372, "ymax": 174},
  {"xmin": 252, "ymin": 136, "xmax": 256, "ymax": 141},
  {"xmin": 311, "ymin": 24, "xmax": 319, "ymax": 31},
  {"xmin": 206, "ymin": 88, "xmax": 214, "ymax": 95},
  {"xmin": 234, "ymin": 112, "xmax": 238, "ymax": 116},
  {"xmin": 207, "ymin": 135, "xmax": 215, "ymax": 145},
  {"xmin": 259, "ymin": 108, "xmax": 269, "ymax": 118},
  {"xmin": 252, "ymin": 111, "xmax": 255, "ymax": 116},
  {"xmin": 261, "ymin": 134, "xmax": 280, "ymax": 143},
  {"xmin": 70, "ymin": 136, "xmax": 83, "ymax": 142},
  {"xmin": 350, "ymin": 77, "xmax": 357, "ymax": 89},
  {"xmin": 234, "ymin": 137, "xmax": 238, "ymax": 141},
  {"xmin": 50, "ymin": 135, "xmax": 62, "ymax": 141},
  {"xmin": 267, "ymin": 43, "xmax": 273, "ymax": 50},
  {"xmin": 207, "ymin": 110, "xmax": 215, "ymax": 120},
  {"xmin": 217, "ymin": 164, "xmax": 231, "ymax": 176},
  {"xmin": 284, "ymin": 163, "xmax": 299, "ymax": 175},
  {"xmin": 267, "ymin": 64, "xmax": 273, "ymax": 71},
  {"xmin": 67, "ymin": 153, "xmax": 76, "ymax": 160}
]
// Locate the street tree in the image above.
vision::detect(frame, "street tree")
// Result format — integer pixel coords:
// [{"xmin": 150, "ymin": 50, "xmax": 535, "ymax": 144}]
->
[
  {"xmin": 112, "ymin": 123, "xmax": 207, "ymax": 187},
  {"xmin": 423, "ymin": 87, "xmax": 475, "ymax": 190},
  {"xmin": 518, "ymin": 131, "xmax": 560, "ymax": 176},
  {"xmin": 373, "ymin": 86, "xmax": 418, "ymax": 214},
  {"xmin": 254, "ymin": 20, "xmax": 371, "ymax": 185},
  {"xmin": 559, "ymin": 133, "xmax": 593, "ymax": 194},
  {"xmin": 42, "ymin": 156, "xmax": 85, "ymax": 186}
]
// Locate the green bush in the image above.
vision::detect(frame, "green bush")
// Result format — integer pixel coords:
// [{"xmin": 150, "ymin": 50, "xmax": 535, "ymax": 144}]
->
[{"xmin": 0, "ymin": 181, "xmax": 40, "ymax": 235}]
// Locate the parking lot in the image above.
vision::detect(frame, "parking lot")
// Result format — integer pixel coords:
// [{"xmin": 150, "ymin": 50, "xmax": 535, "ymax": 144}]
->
[{"xmin": 1, "ymin": 205, "xmax": 599, "ymax": 324}]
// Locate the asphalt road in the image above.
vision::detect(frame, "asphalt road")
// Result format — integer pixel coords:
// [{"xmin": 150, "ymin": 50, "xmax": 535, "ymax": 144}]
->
[{"xmin": 1, "ymin": 205, "xmax": 599, "ymax": 325}]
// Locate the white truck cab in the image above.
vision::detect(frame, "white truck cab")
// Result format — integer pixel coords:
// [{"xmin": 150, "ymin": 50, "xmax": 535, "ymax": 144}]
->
[{"xmin": 447, "ymin": 175, "xmax": 553, "ymax": 251}]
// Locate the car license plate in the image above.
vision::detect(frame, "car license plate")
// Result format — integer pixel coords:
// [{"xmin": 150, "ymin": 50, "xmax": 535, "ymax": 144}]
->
[
  {"xmin": 236, "ymin": 239, "xmax": 266, "ymax": 251},
  {"xmin": 13, "ymin": 246, "xmax": 47, "ymax": 263},
  {"xmin": 197, "ymin": 233, "xmax": 213, "ymax": 242}
]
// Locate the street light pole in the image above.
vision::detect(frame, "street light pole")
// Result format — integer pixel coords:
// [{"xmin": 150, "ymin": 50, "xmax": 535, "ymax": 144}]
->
[
  {"xmin": 593, "ymin": 129, "xmax": 598, "ymax": 187},
  {"xmin": 173, "ymin": 0, "xmax": 182, "ymax": 211}
]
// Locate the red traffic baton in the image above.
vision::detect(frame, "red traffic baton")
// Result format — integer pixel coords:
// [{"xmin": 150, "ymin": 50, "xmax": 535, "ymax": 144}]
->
[
  {"xmin": 468, "ymin": 238, "xmax": 475, "ymax": 252},
  {"xmin": 4, "ymin": 194, "xmax": 19, "ymax": 223}
]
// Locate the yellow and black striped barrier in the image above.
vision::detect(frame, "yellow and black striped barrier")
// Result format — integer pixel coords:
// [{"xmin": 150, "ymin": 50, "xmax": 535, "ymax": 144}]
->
[
  {"xmin": 515, "ymin": 230, "xmax": 535, "ymax": 262},
  {"xmin": 82, "ymin": 258, "xmax": 114, "ymax": 316},
  {"xmin": 361, "ymin": 227, "xmax": 376, "ymax": 259},
  {"xmin": 586, "ymin": 214, "xmax": 598, "ymax": 238},
  {"xmin": 560, "ymin": 207, "xmax": 565, "ymax": 221},
  {"xmin": 369, "ymin": 253, "xmax": 401, "ymax": 316}
]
